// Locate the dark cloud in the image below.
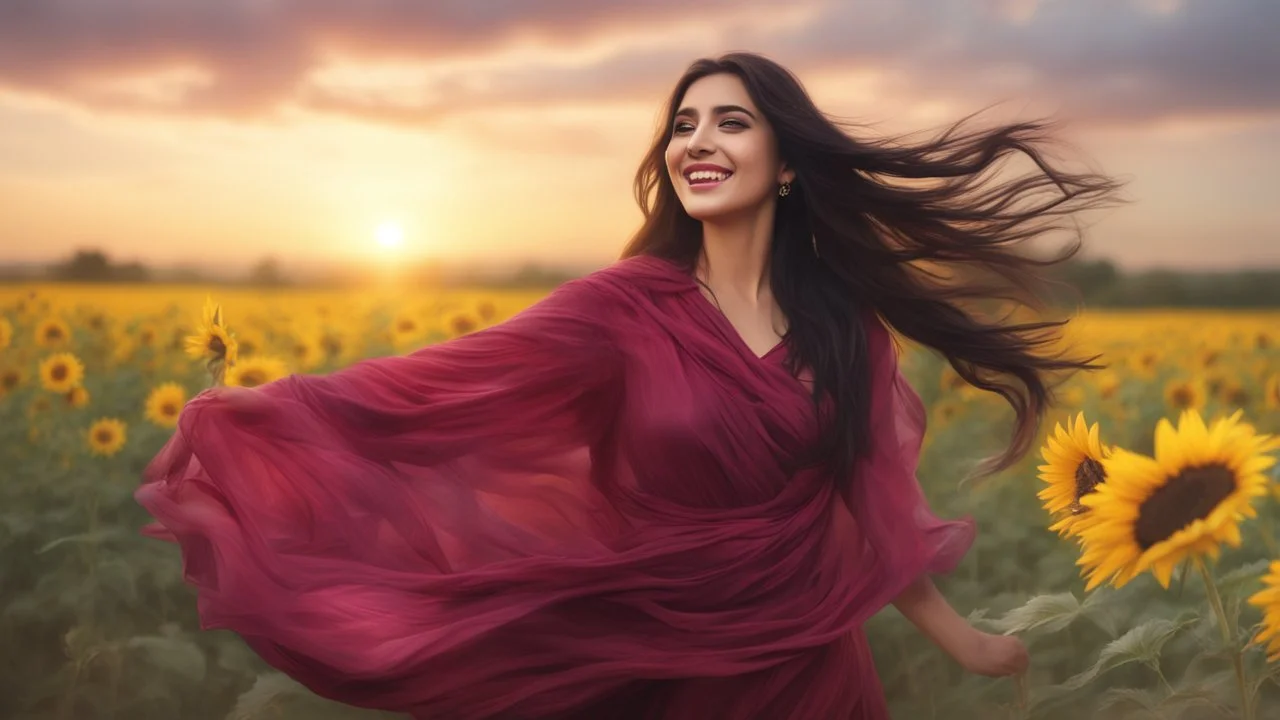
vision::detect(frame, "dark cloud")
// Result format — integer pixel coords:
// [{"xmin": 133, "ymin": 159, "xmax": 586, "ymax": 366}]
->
[
  {"xmin": 0, "ymin": 0, "xmax": 1274, "ymax": 127},
  {"xmin": 807, "ymin": 0, "xmax": 1280, "ymax": 124}
]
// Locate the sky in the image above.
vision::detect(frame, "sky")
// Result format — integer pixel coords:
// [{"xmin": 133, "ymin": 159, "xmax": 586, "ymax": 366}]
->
[{"xmin": 0, "ymin": 0, "xmax": 1275, "ymax": 274}]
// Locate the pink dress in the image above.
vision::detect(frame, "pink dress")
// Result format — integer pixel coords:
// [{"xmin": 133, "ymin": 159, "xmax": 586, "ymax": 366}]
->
[{"xmin": 135, "ymin": 254, "xmax": 974, "ymax": 719}]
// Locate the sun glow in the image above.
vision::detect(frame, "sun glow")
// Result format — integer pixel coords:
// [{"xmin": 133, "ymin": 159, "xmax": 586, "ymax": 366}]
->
[{"xmin": 375, "ymin": 221, "xmax": 404, "ymax": 251}]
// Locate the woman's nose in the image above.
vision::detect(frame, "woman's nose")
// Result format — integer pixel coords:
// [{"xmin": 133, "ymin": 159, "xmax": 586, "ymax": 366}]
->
[{"xmin": 686, "ymin": 126, "xmax": 714, "ymax": 155}]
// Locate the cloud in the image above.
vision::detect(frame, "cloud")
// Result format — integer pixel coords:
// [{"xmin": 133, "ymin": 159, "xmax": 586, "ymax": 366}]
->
[{"xmin": 0, "ymin": 0, "xmax": 1274, "ymax": 129}]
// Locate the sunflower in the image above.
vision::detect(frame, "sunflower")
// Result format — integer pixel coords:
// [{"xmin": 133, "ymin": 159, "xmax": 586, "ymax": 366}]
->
[
  {"xmin": 290, "ymin": 333, "xmax": 322, "ymax": 371},
  {"xmin": 932, "ymin": 398, "xmax": 964, "ymax": 427},
  {"xmin": 87, "ymin": 418, "xmax": 127, "ymax": 457},
  {"xmin": 1075, "ymin": 410, "xmax": 1280, "ymax": 590},
  {"xmin": 39, "ymin": 353, "xmax": 85, "ymax": 394},
  {"xmin": 1163, "ymin": 378, "xmax": 1206, "ymax": 412},
  {"xmin": 64, "ymin": 386, "xmax": 90, "ymax": 408},
  {"xmin": 940, "ymin": 366, "xmax": 968, "ymax": 393},
  {"xmin": 35, "ymin": 317, "xmax": 72, "ymax": 348},
  {"xmin": 1218, "ymin": 381, "xmax": 1249, "ymax": 409},
  {"xmin": 226, "ymin": 355, "xmax": 290, "ymax": 388},
  {"xmin": 450, "ymin": 313, "xmax": 478, "ymax": 337},
  {"xmin": 111, "ymin": 335, "xmax": 135, "ymax": 365},
  {"xmin": 0, "ymin": 317, "xmax": 12, "ymax": 350},
  {"xmin": 1130, "ymin": 349, "xmax": 1161, "ymax": 376},
  {"xmin": 233, "ymin": 327, "xmax": 265, "ymax": 357},
  {"xmin": 0, "ymin": 366, "xmax": 23, "ymax": 394},
  {"xmin": 1197, "ymin": 348, "xmax": 1220, "ymax": 369},
  {"xmin": 1096, "ymin": 370, "xmax": 1121, "ymax": 401},
  {"xmin": 136, "ymin": 323, "xmax": 159, "ymax": 348},
  {"xmin": 1247, "ymin": 560, "xmax": 1280, "ymax": 662},
  {"xmin": 143, "ymin": 382, "xmax": 186, "ymax": 428},
  {"xmin": 183, "ymin": 296, "xmax": 238, "ymax": 367},
  {"xmin": 84, "ymin": 311, "xmax": 107, "ymax": 333},
  {"xmin": 1265, "ymin": 374, "xmax": 1280, "ymax": 411},
  {"xmin": 28, "ymin": 395, "xmax": 51, "ymax": 417},
  {"xmin": 390, "ymin": 313, "xmax": 422, "ymax": 346},
  {"xmin": 1038, "ymin": 412, "xmax": 1111, "ymax": 539}
]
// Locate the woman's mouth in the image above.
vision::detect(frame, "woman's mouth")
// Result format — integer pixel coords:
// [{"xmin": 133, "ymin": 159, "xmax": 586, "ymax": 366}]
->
[{"xmin": 687, "ymin": 172, "xmax": 732, "ymax": 191}]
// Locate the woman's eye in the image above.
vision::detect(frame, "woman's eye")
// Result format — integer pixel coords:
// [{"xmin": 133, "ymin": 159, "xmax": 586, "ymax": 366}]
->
[{"xmin": 672, "ymin": 119, "xmax": 747, "ymax": 134}]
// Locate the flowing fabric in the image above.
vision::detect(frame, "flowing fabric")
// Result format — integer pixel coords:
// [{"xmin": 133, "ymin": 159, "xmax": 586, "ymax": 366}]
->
[{"xmin": 135, "ymin": 254, "xmax": 974, "ymax": 720}]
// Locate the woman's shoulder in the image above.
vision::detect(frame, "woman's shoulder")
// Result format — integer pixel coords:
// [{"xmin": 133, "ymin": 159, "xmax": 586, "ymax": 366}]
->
[{"xmin": 580, "ymin": 255, "xmax": 693, "ymax": 297}]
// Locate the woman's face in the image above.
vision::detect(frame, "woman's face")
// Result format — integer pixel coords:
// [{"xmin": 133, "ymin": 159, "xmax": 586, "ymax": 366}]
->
[{"xmin": 664, "ymin": 73, "xmax": 793, "ymax": 223}]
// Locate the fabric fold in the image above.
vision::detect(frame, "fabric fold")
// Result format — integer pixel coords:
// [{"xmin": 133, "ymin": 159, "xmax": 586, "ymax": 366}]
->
[{"xmin": 136, "ymin": 255, "xmax": 974, "ymax": 720}]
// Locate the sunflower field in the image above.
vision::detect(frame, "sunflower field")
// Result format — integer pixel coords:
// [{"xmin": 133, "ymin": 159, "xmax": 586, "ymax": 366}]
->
[{"xmin": 1, "ymin": 284, "xmax": 1279, "ymax": 720}]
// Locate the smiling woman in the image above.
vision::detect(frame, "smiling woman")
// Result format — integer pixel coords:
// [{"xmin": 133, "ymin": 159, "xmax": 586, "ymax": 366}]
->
[{"xmin": 135, "ymin": 50, "xmax": 1124, "ymax": 720}]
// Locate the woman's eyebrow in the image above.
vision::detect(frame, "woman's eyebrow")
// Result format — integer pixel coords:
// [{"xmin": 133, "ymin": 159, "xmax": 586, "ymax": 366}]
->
[{"xmin": 673, "ymin": 105, "xmax": 757, "ymax": 120}]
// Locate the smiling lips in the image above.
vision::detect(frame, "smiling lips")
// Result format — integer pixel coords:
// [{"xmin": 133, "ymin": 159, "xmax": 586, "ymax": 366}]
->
[{"xmin": 683, "ymin": 164, "xmax": 734, "ymax": 188}]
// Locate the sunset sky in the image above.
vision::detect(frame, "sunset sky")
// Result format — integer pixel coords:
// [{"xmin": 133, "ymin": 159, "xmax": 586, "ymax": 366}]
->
[{"xmin": 0, "ymin": 0, "xmax": 1275, "ymax": 274}]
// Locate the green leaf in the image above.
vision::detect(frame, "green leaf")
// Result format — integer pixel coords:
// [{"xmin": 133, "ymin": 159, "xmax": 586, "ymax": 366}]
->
[
  {"xmin": 1097, "ymin": 684, "xmax": 1225, "ymax": 717},
  {"xmin": 1216, "ymin": 559, "xmax": 1270, "ymax": 598},
  {"xmin": 1063, "ymin": 617, "xmax": 1195, "ymax": 690},
  {"xmin": 988, "ymin": 592, "xmax": 1081, "ymax": 635},
  {"xmin": 35, "ymin": 527, "xmax": 128, "ymax": 554},
  {"xmin": 125, "ymin": 634, "xmax": 207, "ymax": 683},
  {"xmin": 1081, "ymin": 587, "xmax": 1124, "ymax": 638},
  {"xmin": 226, "ymin": 672, "xmax": 312, "ymax": 720}
]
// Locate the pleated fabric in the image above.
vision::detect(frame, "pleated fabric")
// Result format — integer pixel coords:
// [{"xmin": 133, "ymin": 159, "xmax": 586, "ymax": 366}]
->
[{"xmin": 135, "ymin": 254, "xmax": 974, "ymax": 719}]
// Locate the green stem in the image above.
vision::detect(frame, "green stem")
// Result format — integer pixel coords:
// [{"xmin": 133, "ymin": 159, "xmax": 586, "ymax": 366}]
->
[
  {"xmin": 1196, "ymin": 557, "xmax": 1253, "ymax": 720},
  {"xmin": 1150, "ymin": 662, "xmax": 1174, "ymax": 696},
  {"xmin": 1260, "ymin": 510, "xmax": 1280, "ymax": 558}
]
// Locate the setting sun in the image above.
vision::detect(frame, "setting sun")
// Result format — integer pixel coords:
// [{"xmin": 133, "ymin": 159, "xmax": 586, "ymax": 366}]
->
[{"xmin": 375, "ymin": 221, "xmax": 404, "ymax": 251}]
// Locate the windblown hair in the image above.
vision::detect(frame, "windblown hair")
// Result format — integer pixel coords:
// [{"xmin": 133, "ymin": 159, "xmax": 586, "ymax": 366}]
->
[{"xmin": 620, "ymin": 51, "xmax": 1125, "ymax": 486}]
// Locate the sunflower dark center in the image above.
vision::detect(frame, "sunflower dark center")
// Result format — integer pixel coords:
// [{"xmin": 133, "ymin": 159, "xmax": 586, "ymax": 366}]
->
[
  {"xmin": 241, "ymin": 370, "xmax": 266, "ymax": 387},
  {"xmin": 45, "ymin": 326, "xmax": 64, "ymax": 341},
  {"xmin": 208, "ymin": 336, "xmax": 226, "ymax": 355},
  {"xmin": 2, "ymin": 372, "xmax": 17, "ymax": 390},
  {"xmin": 397, "ymin": 320, "xmax": 415, "ymax": 333},
  {"xmin": 1069, "ymin": 457, "xmax": 1107, "ymax": 514},
  {"xmin": 1133, "ymin": 464, "xmax": 1236, "ymax": 550},
  {"xmin": 51, "ymin": 364, "xmax": 67, "ymax": 381},
  {"xmin": 94, "ymin": 429, "xmax": 114, "ymax": 444},
  {"xmin": 1170, "ymin": 386, "xmax": 1195, "ymax": 408},
  {"xmin": 161, "ymin": 402, "xmax": 177, "ymax": 415},
  {"xmin": 1226, "ymin": 386, "xmax": 1249, "ymax": 406}
]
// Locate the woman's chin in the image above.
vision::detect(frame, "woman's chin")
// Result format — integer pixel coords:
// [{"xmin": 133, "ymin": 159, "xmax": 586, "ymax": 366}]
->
[{"xmin": 681, "ymin": 199, "xmax": 750, "ymax": 223}]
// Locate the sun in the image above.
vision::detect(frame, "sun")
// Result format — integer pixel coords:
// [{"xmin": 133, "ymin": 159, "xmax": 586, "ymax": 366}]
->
[{"xmin": 375, "ymin": 221, "xmax": 404, "ymax": 251}]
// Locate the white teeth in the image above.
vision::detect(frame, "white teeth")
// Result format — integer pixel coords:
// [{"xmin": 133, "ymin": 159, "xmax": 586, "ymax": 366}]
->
[{"xmin": 688, "ymin": 170, "xmax": 730, "ymax": 183}]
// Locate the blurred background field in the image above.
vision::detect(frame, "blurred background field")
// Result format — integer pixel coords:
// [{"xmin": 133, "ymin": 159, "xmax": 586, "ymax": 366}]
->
[
  {"xmin": 2, "ymin": 2, "xmax": 1279, "ymax": 718},
  {"xmin": 2, "ymin": 283, "xmax": 1279, "ymax": 719}
]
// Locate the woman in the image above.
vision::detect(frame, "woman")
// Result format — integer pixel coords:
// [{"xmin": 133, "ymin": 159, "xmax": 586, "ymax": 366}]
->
[{"xmin": 137, "ymin": 52, "xmax": 1120, "ymax": 718}]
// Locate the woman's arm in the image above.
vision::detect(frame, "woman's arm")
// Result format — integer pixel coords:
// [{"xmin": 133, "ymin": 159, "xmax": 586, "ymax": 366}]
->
[{"xmin": 891, "ymin": 574, "xmax": 1029, "ymax": 677}]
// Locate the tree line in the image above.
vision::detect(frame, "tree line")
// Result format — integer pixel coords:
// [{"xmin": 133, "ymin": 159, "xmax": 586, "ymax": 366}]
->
[{"xmin": 1, "ymin": 249, "xmax": 1278, "ymax": 306}]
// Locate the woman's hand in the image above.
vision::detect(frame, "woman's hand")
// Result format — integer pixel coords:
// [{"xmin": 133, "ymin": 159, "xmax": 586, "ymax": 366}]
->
[
  {"xmin": 956, "ymin": 631, "xmax": 1030, "ymax": 678},
  {"xmin": 891, "ymin": 576, "xmax": 1031, "ymax": 679}
]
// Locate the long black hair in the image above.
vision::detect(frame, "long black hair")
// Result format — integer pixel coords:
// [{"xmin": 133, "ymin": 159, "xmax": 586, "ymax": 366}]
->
[{"xmin": 620, "ymin": 51, "xmax": 1125, "ymax": 486}]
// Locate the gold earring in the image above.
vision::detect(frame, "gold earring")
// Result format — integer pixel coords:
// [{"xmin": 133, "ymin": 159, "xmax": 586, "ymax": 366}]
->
[{"xmin": 778, "ymin": 181, "xmax": 791, "ymax": 197}]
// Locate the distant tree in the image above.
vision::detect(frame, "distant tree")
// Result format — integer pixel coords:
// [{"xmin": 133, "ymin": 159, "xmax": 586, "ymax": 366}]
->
[
  {"xmin": 50, "ymin": 249, "xmax": 112, "ymax": 281},
  {"xmin": 1045, "ymin": 256, "xmax": 1120, "ymax": 305},
  {"xmin": 115, "ymin": 261, "xmax": 151, "ymax": 283},
  {"xmin": 247, "ymin": 256, "xmax": 289, "ymax": 286}
]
